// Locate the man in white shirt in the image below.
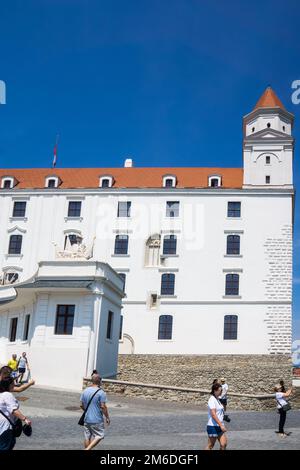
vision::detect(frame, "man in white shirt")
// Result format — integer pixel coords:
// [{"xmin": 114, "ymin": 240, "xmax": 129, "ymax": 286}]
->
[{"xmin": 220, "ymin": 378, "xmax": 230, "ymax": 423}]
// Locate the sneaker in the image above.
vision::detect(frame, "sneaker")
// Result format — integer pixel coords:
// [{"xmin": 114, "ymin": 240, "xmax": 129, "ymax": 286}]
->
[{"xmin": 224, "ymin": 415, "xmax": 231, "ymax": 423}]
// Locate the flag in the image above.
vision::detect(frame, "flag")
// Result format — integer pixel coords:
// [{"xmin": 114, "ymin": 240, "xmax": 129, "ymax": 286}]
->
[
  {"xmin": 52, "ymin": 135, "xmax": 59, "ymax": 168},
  {"xmin": 52, "ymin": 145, "xmax": 57, "ymax": 168}
]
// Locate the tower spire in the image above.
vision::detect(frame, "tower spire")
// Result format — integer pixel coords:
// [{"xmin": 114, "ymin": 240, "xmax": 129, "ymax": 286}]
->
[{"xmin": 254, "ymin": 86, "xmax": 286, "ymax": 111}]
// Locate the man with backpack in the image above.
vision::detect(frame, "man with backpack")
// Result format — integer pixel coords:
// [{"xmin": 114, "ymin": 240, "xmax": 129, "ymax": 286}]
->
[{"xmin": 79, "ymin": 374, "xmax": 110, "ymax": 450}]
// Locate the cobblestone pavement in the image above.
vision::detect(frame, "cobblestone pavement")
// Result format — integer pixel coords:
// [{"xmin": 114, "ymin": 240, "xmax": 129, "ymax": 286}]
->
[{"xmin": 14, "ymin": 387, "xmax": 300, "ymax": 450}]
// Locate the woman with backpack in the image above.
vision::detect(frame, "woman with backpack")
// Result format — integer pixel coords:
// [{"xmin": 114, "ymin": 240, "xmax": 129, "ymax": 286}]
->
[
  {"xmin": 0, "ymin": 377, "xmax": 32, "ymax": 450},
  {"xmin": 274, "ymin": 382, "xmax": 293, "ymax": 438}
]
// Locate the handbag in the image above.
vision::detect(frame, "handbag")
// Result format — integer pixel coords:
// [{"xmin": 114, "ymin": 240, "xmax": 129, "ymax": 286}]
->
[
  {"xmin": 0, "ymin": 410, "xmax": 23, "ymax": 437},
  {"xmin": 78, "ymin": 388, "xmax": 101, "ymax": 426},
  {"xmin": 276, "ymin": 399, "xmax": 291, "ymax": 412}
]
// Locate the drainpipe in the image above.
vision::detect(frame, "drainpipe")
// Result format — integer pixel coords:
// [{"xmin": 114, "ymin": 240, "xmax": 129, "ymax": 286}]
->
[{"xmin": 86, "ymin": 291, "xmax": 101, "ymax": 375}]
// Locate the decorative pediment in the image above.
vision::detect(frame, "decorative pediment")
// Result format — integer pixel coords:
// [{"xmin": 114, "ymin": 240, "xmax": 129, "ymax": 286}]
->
[
  {"xmin": 245, "ymin": 128, "xmax": 293, "ymax": 141},
  {"xmin": 7, "ymin": 225, "xmax": 27, "ymax": 234}
]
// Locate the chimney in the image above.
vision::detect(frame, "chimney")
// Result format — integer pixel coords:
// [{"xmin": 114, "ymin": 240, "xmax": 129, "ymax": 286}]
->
[{"xmin": 124, "ymin": 158, "xmax": 133, "ymax": 168}]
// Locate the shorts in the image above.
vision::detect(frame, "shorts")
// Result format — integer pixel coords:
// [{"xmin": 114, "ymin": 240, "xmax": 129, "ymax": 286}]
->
[
  {"xmin": 83, "ymin": 422, "xmax": 105, "ymax": 441},
  {"xmin": 219, "ymin": 398, "xmax": 227, "ymax": 406},
  {"xmin": 18, "ymin": 368, "xmax": 26, "ymax": 374},
  {"xmin": 207, "ymin": 425, "xmax": 223, "ymax": 437}
]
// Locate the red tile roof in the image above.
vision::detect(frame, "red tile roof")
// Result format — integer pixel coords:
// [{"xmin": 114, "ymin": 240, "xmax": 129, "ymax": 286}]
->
[
  {"xmin": 0, "ymin": 167, "xmax": 243, "ymax": 189},
  {"xmin": 254, "ymin": 86, "xmax": 286, "ymax": 111}
]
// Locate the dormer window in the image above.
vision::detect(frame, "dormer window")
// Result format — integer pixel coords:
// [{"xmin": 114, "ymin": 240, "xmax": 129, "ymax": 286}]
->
[
  {"xmin": 99, "ymin": 175, "xmax": 113, "ymax": 188},
  {"xmin": 208, "ymin": 176, "xmax": 221, "ymax": 187},
  {"xmin": 163, "ymin": 175, "xmax": 176, "ymax": 188},
  {"xmin": 267, "ymin": 122, "xmax": 271, "ymax": 128},
  {"xmin": 45, "ymin": 176, "xmax": 60, "ymax": 188},
  {"xmin": 1, "ymin": 177, "xmax": 16, "ymax": 189}
]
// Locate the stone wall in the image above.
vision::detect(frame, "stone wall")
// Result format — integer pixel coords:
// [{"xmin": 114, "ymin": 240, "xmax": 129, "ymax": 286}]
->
[
  {"xmin": 98, "ymin": 354, "xmax": 300, "ymax": 411},
  {"xmin": 262, "ymin": 224, "xmax": 292, "ymax": 354}
]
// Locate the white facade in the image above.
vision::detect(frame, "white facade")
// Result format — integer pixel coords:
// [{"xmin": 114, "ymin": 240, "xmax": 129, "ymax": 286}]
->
[
  {"xmin": 0, "ymin": 261, "xmax": 124, "ymax": 390},
  {"xmin": 0, "ymin": 88, "xmax": 294, "ymax": 360}
]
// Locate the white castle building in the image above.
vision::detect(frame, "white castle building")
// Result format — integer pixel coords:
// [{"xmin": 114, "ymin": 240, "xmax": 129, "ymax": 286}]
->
[{"xmin": 0, "ymin": 87, "xmax": 294, "ymax": 388}]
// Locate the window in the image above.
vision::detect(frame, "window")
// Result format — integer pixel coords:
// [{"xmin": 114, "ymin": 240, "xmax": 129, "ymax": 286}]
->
[
  {"xmin": 226, "ymin": 235, "xmax": 240, "ymax": 255},
  {"xmin": 114, "ymin": 235, "xmax": 129, "ymax": 255},
  {"xmin": 106, "ymin": 311, "xmax": 114, "ymax": 339},
  {"xmin": 224, "ymin": 315, "xmax": 238, "ymax": 340},
  {"xmin": 266, "ymin": 175, "xmax": 270, "ymax": 184},
  {"xmin": 225, "ymin": 274, "xmax": 239, "ymax": 296},
  {"xmin": 68, "ymin": 201, "xmax": 82, "ymax": 217},
  {"xmin": 8, "ymin": 235, "xmax": 22, "ymax": 255},
  {"xmin": 166, "ymin": 201, "xmax": 179, "ymax": 218},
  {"xmin": 227, "ymin": 201, "xmax": 241, "ymax": 218},
  {"xmin": 117, "ymin": 201, "xmax": 131, "ymax": 217},
  {"xmin": 161, "ymin": 273, "xmax": 175, "ymax": 295},
  {"xmin": 1, "ymin": 177, "xmax": 15, "ymax": 189},
  {"xmin": 12, "ymin": 201, "xmax": 26, "ymax": 218},
  {"xmin": 210, "ymin": 178, "xmax": 219, "ymax": 187},
  {"xmin": 158, "ymin": 315, "xmax": 173, "ymax": 340},
  {"xmin": 208, "ymin": 176, "xmax": 221, "ymax": 187},
  {"xmin": 55, "ymin": 305, "xmax": 75, "ymax": 335},
  {"xmin": 266, "ymin": 156, "xmax": 270, "ymax": 165},
  {"xmin": 3, "ymin": 180, "xmax": 12, "ymax": 189},
  {"xmin": 47, "ymin": 179, "xmax": 56, "ymax": 188},
  {"xmin": 118, "ymin": 273, "xmax": 126, "ymax": 291},
  {"xmin": 9, "ymin": 318, "xmax": 18, "ymax": 342},
  {"xmin": 252, "ymin": 127, "xmax": 255, "ymax": 133},
  {"xmin": 163, "ymin": 175, "xmax": 176, "ymax": 188},
  {"xmin": 163, "ymin": 235, "xmax": 177, "ymax": 255},
  {"xmin": 165, "ymin": 179, "xmax": 174, "ymax": 187},
  {"xmin": 99, "ymin": 176, "xmax": 113, "ymax": 188},
  {"xmin": 267, "ymin": 122, "xmax": 271, "ymax": 128},
  {"xmin": 119, "ymin": 315, "xmax": 123, "ymax": 340},
  {"xmin": 101, "ymin": 179, "xmax": 110, "ymax": 188},
  {"xmin": 23, "ymin": 314, "xmax": 30, "ymax": 341},
  {"xmin": 283, "ymin": 126, "xmax": 286, "ymax": 132}
]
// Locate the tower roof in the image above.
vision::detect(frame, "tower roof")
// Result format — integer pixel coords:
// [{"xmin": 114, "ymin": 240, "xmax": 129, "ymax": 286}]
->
[{"xmin": 254, "ymin": 86, "xmax": 286, "ymax": 111}]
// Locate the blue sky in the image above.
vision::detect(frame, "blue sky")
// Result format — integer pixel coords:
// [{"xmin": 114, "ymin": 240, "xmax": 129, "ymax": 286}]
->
[{"xmin": 0, "ymin": 0, "xmax": 299, "ymax": 339}]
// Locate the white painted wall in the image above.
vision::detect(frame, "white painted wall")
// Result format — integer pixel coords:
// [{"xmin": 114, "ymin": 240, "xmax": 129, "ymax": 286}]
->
[
  {"xmin": 0, "ymin": 187, "xmax": 293, "ymax": 355},
  {"xmin": 0, "ymin": 287, "xmax": 122, "ymax": 390}
]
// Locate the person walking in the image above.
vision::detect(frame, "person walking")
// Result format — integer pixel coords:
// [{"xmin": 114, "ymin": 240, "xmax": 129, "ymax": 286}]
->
[
  {"xmin": 274, "ymin": 383, "xmax": 293, "ymax": 438},
  {"xmin": 0, "ymin": 377, "xmax": 32, "ymax": 450},
  {"xmin": 220, "ymin": 378, "xmax": 230, "ymax": 423},
  {"xmin": 79, "ymin": 374, "xmax": 110, "ymax": 451},
  {"xmin": 205, "ymin": 382, "xmax": 227, "ymax": 450},
  {"xmin": 7, "ymin": 355, "xmax": 18, "ymax": 379},
  {"xmin": 17, "ymin": 352, "xmax": 29, "ymax": 384}
]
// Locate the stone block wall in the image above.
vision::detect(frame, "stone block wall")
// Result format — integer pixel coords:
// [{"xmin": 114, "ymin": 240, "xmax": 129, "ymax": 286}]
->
[
  {"xmin": 98, "ymin": 354, "xmax": 299, "ymax": 411},
  {"xmin": 262, "ymin": 224, "xmax": 292, "ymax": 354}
]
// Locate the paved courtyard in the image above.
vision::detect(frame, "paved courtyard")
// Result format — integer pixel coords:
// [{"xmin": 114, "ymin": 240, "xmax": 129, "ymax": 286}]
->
[{"xmin": 14, "ymin": 387, "xmax": 300, "ymax": 450}]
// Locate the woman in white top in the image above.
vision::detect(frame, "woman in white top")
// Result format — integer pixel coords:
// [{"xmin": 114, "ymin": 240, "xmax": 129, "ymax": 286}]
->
[
  {"xmin": 0, "ymin": 377, "xmax": 32, "ymax": 450},
  {"xmin": 205, "ymin": 382, "xmax": 227, "ymax": 450},
  {"xmin": 274, "ymin": 382, "xmax": 293, "ymax": 438}
]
